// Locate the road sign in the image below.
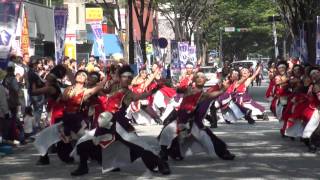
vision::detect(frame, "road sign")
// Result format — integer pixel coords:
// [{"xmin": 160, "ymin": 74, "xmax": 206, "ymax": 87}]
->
[{"xmin": 224, "ymin": 27, "xmax": 235, "ymax": 32}]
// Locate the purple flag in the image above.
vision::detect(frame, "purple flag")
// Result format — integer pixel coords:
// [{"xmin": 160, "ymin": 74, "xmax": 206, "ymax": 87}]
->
[
  {"xmin": 316, "ymin": 16, "xmax": 320, "ymax": 65},
  {"xmin": 54, "ymin": 7, "xmax": 68, "ymax": 64}
]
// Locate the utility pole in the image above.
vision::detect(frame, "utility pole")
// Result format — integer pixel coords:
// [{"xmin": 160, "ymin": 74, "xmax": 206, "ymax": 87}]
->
[
  {"xmin": 128, "ymin": 0, "xmax": 134, "ymax": 64},
  {"xmin": 219, "ymin": 28, "xmax": 223, "ymax": 63}
]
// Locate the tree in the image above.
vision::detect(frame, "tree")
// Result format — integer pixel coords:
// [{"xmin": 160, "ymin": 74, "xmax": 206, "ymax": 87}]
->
[
  {"xmin": 203, "ymin": 0, "xmax": 284, "ymax": 61},
  {"xmin": 155, "ymin": 0, "xmax": 215, "ymax": 43},
  {"xmin": 132, "ymin": 0, "xmax": 154, "ymax": 63},
  {"xmin": 276, "ymin": 0, "xmax": 320, "ymax": 64}
]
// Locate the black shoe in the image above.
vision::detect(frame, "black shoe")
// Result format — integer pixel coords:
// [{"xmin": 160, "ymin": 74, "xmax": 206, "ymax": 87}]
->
[
  {"xmin": 308, "ymin": 144, "xmax": 317, "ymax": 153},
  {"xmin": 225, "ymin": 120, "xmax": 232, "ymax": 124},
  {"xmin": 246, "ymin": 116, "xmax": 255, "ymax": 124},
  {"xmin": 110, "ymin": 168, "xmax": 121, "ymax": 172},
  {"xmin": 71, "ymin": 166, "xmax": 89, "ymax": 176},
  {"xmin": 256, "ymin": 115, "xmax": 263, "ymax": 119},
  {"xmin": 36, "ymin": 155, "xmax": 50, "ymax": 165},
  {"xmin": 221, "ymin": 151, "xmax": 236, "ymax": 160},
  {"xmin": 158, "ymin": 160, "xmax": 171, "ymax": 175}
]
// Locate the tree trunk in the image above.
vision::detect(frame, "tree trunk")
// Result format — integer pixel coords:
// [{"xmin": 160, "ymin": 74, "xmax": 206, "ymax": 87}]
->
[
  {"xmin": 201, "ymin": 40, "xmax": 208, "ymax": 66},
  {"xmin": 306, "ymin": 21, "xmax": 316, "ymax": 64},
  {"xmin": 141, "ymin": 30, "xmax": 147, "ymax": 63},
  {"xmin": 128, "ymin": 0, "xmax": 134, "ymax": 64}
]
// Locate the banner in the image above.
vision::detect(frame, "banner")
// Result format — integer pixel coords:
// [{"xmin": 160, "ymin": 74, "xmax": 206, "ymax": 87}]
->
[
  {"xmin": 316, "ymin": 16, "xmax": 320, "ymax": 65},
  {"xmin": 86, "ymin": 8, "xmax": 103, "ymax": 23},
  {"xmin": 65, "ymin": 34, "xmax": 76, "ymax": 60},
  {"xmin": 90, "ymin": 22, "xmax": 106, "ymax": 61},
  {"xmin": 178, "ymin": 42, "xmax": 197, "ymax": 68},
  {"xmin": 54, "ymin": 7, "xmax": 68, "ymax": 64},
  {"xmin": 178, "ymin": 42, "xmax": 189, "ymax": 68},
  {"xmin": 188, "ymin": 45, "xmax": 197, "ymax": 66},
  {"xmin": 21, "ymin": 5, "xmax": 30, "ymax": 56},
  {"xmin": 170, "ymin": 40, "xmax": 181, "ymax": 85},
  {"xmin": 0, "ymin": 1, "xmax": 21, "ymax": 63}
]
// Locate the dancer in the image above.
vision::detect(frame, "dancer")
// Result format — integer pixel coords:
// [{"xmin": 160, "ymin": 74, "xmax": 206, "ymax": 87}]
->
[
  {"xmin": 71, "ymin": 65, "xmax": 170, "ymax": 176},
  {"xmin": 233, "ymin": 64, "xmax": 267, "ymax": 123},
  {"xmin": 158, "ymin": 72, "xmax": 235, "ymax": 161},
  {"xmin": 270, "ymin": 61, "xmax": 289, "ymax": 120},
  {"xmin": 34, "ymin": 69, "xmax": 106, "ymax": 165},
  {"xmin": 129, "ymin": 66, "xmax": 162, "ymax": 124}
]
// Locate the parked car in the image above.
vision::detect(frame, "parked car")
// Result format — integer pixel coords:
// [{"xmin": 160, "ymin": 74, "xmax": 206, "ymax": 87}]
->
[
  {"xmin": 199, "ymin": 66, "xmax": 220, "ymax": 87},
  {"xmin": 231, "ymin": 60, "xmax": 258, "ymax": 70}
]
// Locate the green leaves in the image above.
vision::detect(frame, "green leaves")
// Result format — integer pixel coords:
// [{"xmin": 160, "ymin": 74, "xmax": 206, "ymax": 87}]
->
[{"xmin": 203, "ymin": 0, "xmax": 283, "ymax": 60}]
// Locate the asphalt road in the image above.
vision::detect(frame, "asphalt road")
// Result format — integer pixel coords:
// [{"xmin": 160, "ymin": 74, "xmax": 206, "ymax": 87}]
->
[{"xmin": 0, "ymin": 82, "xmax": 319, "ymax": 180}]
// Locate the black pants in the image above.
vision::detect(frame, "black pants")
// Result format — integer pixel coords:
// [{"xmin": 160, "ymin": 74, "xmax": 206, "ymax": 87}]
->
[
  {"xmin": 206, "ymin": 104, "xmax": 218, "ymax": 126},
  {"xmin": 167, "ymin": 127, "xmax": 230, "ymax": 159},
  {"xmin": 77, "ymin": 133, "xmax": 161, "ymax": 171},
  {"xmin": 62, "ymin": 113, "xmax": 83, "ymax": 136},
  {"xmin": 310, "ymin": 123, "xmax": 320, "ymax": 147}
]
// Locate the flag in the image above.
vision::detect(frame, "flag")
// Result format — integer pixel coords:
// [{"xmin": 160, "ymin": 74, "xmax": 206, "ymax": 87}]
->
[
  {"xmin": 21, "ymin": 5, "xmax": 30, "ymax": 56},
  {"xmin": 54, "ymin": 7, "xmax": 68, "ymax": 64},
  {"xmin": 316, "ymin": 16, "xmax": 320, "ymax": 65},
  {"xmin": 170, "ymin": 40, "xmax": 180, "ymax": 85},
  {"xmin": 0, "ymin": 0, "xmax": 21, "ymax": 64},
  {"xmin": 90, "ymin": 22, "xmax": 106, "ymax": 61}
]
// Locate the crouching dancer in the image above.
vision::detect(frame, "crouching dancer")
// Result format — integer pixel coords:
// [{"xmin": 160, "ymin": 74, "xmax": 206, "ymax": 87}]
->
[
  {"xmin": 158, "ymin": 72, "xmax": 235, "ymax": 161},
  {"xmin": 71, "ymin": 66, "xmax": 170, "ymax": 176}
]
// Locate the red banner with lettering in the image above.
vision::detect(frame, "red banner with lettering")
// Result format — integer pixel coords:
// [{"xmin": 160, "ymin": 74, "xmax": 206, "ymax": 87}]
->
[{"xmin": 21, "ymin": 6, "xmax": 30, "ymax": 56}]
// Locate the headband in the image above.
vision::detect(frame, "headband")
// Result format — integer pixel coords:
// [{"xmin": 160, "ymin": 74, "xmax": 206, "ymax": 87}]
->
[
  {"xmin": 90, "ymin": 74, "xmax": 99, "ymax": 79},
  {"xmin": 121, "ymin": 72, "xmax": 133, "ymax": 77},
  {"xmin": 186, "ymin": 64, "xmax": 193, "ymax": 68},
  {"xmin": 277, "ymin": 64, "xmax": 287, "ymax": 69},
  {"xmin": 310, "ymin": 69, "xmax": 319, "ymax": 76}
]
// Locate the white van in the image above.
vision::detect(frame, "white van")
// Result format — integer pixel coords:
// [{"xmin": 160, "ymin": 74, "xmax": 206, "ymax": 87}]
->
[{"xmin": 231, "ymin": 60, "xmax": 258, "ymax": 70}]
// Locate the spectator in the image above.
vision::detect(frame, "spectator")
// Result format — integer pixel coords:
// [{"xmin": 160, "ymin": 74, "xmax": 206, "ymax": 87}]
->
[
  {"xmin": 3, "ymin": 66, "xmax": 21, "ymax": 143},
  {"xmin": 86, "ymin": 56, "xmax": 96, "ymax": 72},
  {"xmin": 0, "ymin": 71, "xmax": 10, "ymax": 143},
  {"xmin": 28, "ymin": 56, "xmax": 45, "ymax": 131},
  {"xmin": 23, "ymin": 106, "xmax": 36, "ymax": 141}
]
